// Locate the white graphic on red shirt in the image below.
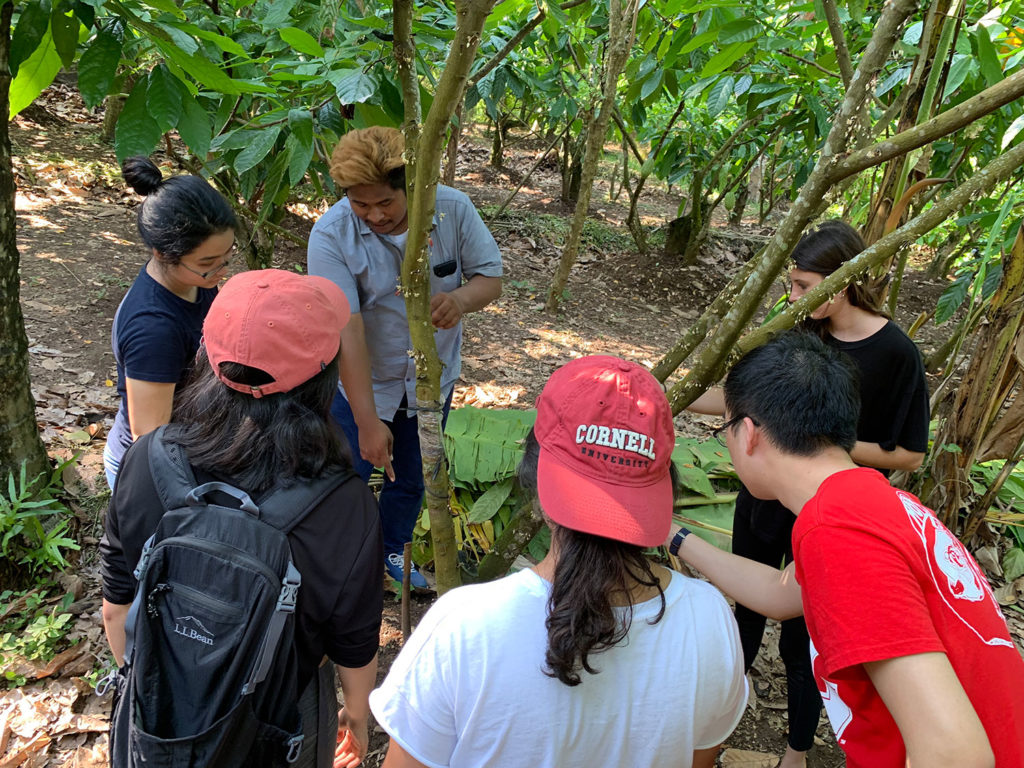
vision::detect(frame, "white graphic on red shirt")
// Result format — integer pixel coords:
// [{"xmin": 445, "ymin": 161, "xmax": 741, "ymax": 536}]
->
[
  {"xmin": 810, "ymin": 640, "xmax": 852, "ymax": 742},
  {"xmin": 898, "ymin": 493, "xmax": 1013, "ymax": 649}
]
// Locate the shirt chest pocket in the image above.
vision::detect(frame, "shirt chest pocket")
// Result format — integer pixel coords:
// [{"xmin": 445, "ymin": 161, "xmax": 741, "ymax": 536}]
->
[{"xmin": 428, "ymin": 238, "xmax": 461, "ymax": 294}]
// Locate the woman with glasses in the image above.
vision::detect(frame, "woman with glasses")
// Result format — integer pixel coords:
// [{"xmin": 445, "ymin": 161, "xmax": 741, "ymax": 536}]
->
[
  {"xmin": 689, "ymin": 220, "xmax": 929, "ymax": 768},
  {"xmin": 104, "ymin": 156, "xmax": 238, "ymax": 490}
]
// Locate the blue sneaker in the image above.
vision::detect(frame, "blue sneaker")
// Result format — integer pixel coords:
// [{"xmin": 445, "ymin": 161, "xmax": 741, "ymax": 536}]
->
[{"xmin": 386, "ymin": 552, "xmax": 429, "ymax": 590}]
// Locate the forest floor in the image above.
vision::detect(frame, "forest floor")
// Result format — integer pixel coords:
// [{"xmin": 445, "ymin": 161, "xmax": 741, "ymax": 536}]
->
[{"xmin": 3, "ymin": 84, "xmax": 1020, "ymax": 768}]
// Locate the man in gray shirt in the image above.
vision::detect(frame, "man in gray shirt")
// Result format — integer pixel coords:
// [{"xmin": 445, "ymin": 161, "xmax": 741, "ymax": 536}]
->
[{"xmin": 308, "ymin": 126, "xmax": 503, "ymax": 589}]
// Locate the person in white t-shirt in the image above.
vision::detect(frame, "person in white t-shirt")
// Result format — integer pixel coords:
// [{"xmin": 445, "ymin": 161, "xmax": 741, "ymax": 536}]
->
[{"xmin": 366, "ymin": 355, "xmax": 748, "ymax": 768}]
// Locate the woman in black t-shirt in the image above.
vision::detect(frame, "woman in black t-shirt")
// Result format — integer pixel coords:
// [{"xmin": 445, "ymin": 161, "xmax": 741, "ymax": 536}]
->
[{"xmin": 689, "ymin": 220, "xmax": 929, "ymax": 768}]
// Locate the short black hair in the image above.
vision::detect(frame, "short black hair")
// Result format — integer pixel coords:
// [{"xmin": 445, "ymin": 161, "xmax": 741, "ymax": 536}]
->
[{"xmin": 723, "ymin": 331, "xmax": 859, "ymax": 455}]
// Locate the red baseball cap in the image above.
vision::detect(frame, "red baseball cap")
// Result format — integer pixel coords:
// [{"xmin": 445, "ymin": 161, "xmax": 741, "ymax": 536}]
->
[
  {"xmin": 203, "ymin": 269, "xmax": 350, "ymax": 398},
  {"xmin": 535, "ymin": 355, "xmax": 675, "ymax": 547}
]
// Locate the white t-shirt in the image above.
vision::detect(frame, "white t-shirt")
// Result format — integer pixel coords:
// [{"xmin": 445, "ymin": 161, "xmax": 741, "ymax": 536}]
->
[{"xmin": 370, "ymin": 568, "xmax": 748, "ymax": 768}]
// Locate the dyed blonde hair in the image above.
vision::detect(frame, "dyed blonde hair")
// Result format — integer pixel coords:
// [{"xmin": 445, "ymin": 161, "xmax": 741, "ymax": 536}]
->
[{"xmin": 329, "ymin": 126, "xmax": 406, "ymax": 191}]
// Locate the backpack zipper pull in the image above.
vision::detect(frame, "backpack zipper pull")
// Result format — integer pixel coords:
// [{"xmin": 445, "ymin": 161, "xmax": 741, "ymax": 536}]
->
[
  {"xmin": 147, "ymin": 583, "xmax": 171, "ymax": 618},
  {"xmin": 95, "ymin": 668, "xmax": 119, "ymax": 697}
]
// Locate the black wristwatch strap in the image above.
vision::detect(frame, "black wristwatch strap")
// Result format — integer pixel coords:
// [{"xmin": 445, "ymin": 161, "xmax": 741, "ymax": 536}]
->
[{"xmin": 669, "ymin": 526, "xmax": 692, "ymax": 556}]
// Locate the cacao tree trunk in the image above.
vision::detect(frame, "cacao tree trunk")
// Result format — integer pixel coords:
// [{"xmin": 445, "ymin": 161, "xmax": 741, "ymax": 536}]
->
[
  {"xmin": 546, "ymin": 0, "xmax": 639, "ymax": 312},
  {"xmin": 0, "ymin": 2, "xmax": 47, "ymax": 484},
  {"xmin": 394, "ymin": 0, "xmax": 498, "ymax": 594}
]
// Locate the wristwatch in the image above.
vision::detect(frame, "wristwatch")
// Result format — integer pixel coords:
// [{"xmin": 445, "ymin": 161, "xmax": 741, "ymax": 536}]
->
[{"xmin": 669, "ymin": 526, "xmax": 692, "ymax": 556}]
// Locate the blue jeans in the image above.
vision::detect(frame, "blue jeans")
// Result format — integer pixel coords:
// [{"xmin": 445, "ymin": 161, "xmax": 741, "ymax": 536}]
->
[
  {"xmin": 330, "ymin": 389, "xmax": 453, "ymax": 556},
  {"xmin": 103, "ymin": 441, "xmax": 121, "ymax": 492}
]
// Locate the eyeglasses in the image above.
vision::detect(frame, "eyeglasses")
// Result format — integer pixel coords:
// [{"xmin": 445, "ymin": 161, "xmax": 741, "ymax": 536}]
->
[
  {"xmin": 712, "ymin": 414, "xmax": 758, "ymax": 442},
  {"xmin": 179, "ymin": 244, "xmax": 237, "ymax": 279}
]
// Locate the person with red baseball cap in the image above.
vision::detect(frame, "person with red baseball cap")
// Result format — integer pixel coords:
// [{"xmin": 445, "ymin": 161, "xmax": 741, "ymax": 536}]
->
[
  {"xmin": 101, "ymin": 269, "xmax": 383, "ymax": 768},
  {"xmin": 367, "ymin": 355, "xmax": 748, "ymax": 768}
]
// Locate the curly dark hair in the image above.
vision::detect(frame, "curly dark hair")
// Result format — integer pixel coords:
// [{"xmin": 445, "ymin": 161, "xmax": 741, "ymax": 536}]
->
[{"xmin": 517, "ymin": 429, "xmax": 675, "ymax": 686}]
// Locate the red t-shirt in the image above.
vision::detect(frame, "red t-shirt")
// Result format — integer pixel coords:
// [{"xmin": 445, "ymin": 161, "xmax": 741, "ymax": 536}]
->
[{"xmin": 793, "ymin": 468, "xmax": 1024, "ymax": 767}]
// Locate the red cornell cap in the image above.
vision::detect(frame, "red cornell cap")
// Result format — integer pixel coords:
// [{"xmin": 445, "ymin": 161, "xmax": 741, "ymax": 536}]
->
[
  {"xmin": 535, "ymin": 355, "xmax": 676, "ymax": 547},
  {"xmin": 203, "ymin": 269, "xmax": 350, "ymax": 398}
]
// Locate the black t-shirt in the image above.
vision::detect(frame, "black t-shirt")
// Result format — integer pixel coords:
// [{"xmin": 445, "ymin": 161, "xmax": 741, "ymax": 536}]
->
[
  {"xmin": 824, "ymin": 320, "xmax": 930, "ymax": 454},
  {"xmin": 100, "ymin": 431, "xmax": 384, "ymax": 691}
]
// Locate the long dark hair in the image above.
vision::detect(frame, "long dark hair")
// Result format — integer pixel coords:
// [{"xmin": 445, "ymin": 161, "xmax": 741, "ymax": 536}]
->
[
  {"xmin": 517, "ymin": 430, "xmax": 672, "ymax": 687},
  {"xmin": 170, "ymin": 348, "xmax": 347, "ymax": 494},
  {"xmin": 791, "ymin": 220, "xmax": 888, "ymax": 321},
  {"xmin": 122, "ymin": 156, "xmax": 238, "ymax": 264}
]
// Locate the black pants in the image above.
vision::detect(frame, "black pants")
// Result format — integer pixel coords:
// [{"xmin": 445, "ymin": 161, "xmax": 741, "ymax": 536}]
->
[
  {"xmin": 732, "ymin": 486, "xmax": 821, "ymax": 752},
  {"xmin": 294, "ymin": 660, "xmax": 339, "ymax": 768}
]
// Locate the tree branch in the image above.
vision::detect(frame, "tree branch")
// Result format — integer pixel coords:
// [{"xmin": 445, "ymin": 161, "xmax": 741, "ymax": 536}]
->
[
  {"xmin": 611, "ymin": 109, "xmax": 645, "ymax": 164},
  {"xmin": 471, "ymin": 7, "xmax": 545, "ymax": 84},
  {"xmin": 831, "ymin": 68, "xmax": 1024, "ymax": 183},
  {"xmin": 778, "ymin": 50, "xmax": 840, "ymax": 80},
  {"xmin": 822, "ymin": 0, "xmax": 854, "ymax": 88}
]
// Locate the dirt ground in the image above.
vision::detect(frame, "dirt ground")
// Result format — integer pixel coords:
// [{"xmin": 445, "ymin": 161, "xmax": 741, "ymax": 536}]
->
[{"xmin": 3, "ymin": 85, "xmax": 1010, "ymax": 768}]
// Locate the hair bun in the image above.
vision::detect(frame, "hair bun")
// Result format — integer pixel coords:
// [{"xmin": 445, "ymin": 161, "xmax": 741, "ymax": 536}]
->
[{"xmin": 122, "ymin": 156, "xmax": 164, "ymax": 196}]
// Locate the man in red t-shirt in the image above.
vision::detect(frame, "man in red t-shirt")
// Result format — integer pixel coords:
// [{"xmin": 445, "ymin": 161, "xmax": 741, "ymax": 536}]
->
[{"xmin": 669, "ymin": 332, "xmax": 1024, "ymax": 768}]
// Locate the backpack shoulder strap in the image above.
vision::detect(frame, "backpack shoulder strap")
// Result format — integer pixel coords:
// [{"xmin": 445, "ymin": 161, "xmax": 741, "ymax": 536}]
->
[
  {"xmin": 257, "ymin": 467, "xmax": 359, "ymax": 534},
  {"xmin": 147, "ymin": 425, "xmax": 199, "ymax": 511}
]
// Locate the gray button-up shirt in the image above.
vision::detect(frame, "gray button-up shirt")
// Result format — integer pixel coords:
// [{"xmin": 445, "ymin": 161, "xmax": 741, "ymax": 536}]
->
[{"xmin": 308, "ymin": 185, "xmax": 503, "ymax": 420}]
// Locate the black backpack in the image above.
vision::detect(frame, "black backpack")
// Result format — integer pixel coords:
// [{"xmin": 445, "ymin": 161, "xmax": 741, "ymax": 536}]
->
[{"xmin": 100, "ymin": 426, "xmax": 355, "ymax": 768}]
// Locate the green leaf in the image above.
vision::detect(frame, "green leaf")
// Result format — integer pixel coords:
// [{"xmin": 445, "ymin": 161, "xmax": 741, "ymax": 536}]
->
[
  {"xmin": 734, "ymin": 73, "xmax": 753, "ymax": 97},
  {"xmin": 674, "ymin": 463, "xmax": 718, "ymax": 499},
  {"xmin": 9, "ymin": 26, "xmax": 62, "ymax": 119},
  {"xmin": 1002, "ymin": 114, "xmax": 1024, "ymax": 150},
  {"xmin": 114, "ymin": 78, "xmax": 161, "ymax": 162},
  {"xmin": 718, "ymin": 18, "xmax": 761, "ymax": 44},
  {"xmin": 77, "ymin": 30, "xmax": 121, "ymax": 108},
  {"xmin": 467, "ymin": 479, "xmax": 514, "ymax": 524},
  {"xmin": 444, "ymin": 406, "xmax": 536, "ymax": 490},
  {"xmin": 187, "ymin": 26, "xmax": 247, "ymax": 57},
  {"xmin": 143, "ymin": 0, "xmax": 185, "ymax": 17},
  {"xmin": 10, "ymin": 1, "xmax": 50, "ymax": 77},
  {"xmin": 233, "ymin": 125, "xmax": 281, "ymax": 176},
  {"xmin": 261, "ymin": 0, "xmax": 299, "ymax": 29},
  {"xmin": 284, "ymin": 130, "xmax": 313, "ymax": 186},
  {"xmin": 50, "ymin": 7, "xmax": 80, "ymax": 69},
  {"xmin": 975, "ymin": 25, "xmax": 1002, "ymax": 86},
  {"xmin": 679, "ymin": 29, "xmax": 719, "ymax": 55},
  {"xmin": 147, "ymin": 64, "xmax": 182, "ymax": 134},
  {"xmin": 332, "ymin": 69, "xmax": 379, "ymax": 104},
  {"xmin": 288, "ymin": 108, "xmax": 313, "ymax": 146},
  {"xmin": 876, "ymin": 65, "xmax": 910, "ymax": 97},
  {"xmin": 805, "ymin": 93, "xmax": 831, "ymax": 137},
  {"xmin": 279, "ymin": 27, "xmax": 324, "ymax": 57},
  {"xmin": 935, "ymin": 273, "xmax": 970, "ymax": 324},
  {"xmin": 680, "ymin": 503, "xmax": 735, "ymax": 551},
  {"xmin": 700, "ymin": 41, "xmax": 755, "ymax": 78},
  {"xmin": 257, "ymin": 149, "xmax": 291, "ymax": 224},
  {"xmin": 157, "ymin": 22, "xmax": 199, "ymax": 56},
  {"xmin": 942, "ymin": 55, "xmax": 976, "ymax": 100},
  {"xmin": 1004, "ymin": 548, "xmax": 1024, "ymax": 582},
  {"xmin": 153, "ymin": 39, "xmax": 241, "ymax": 95},
  {"xmin": 177, "ymin": 92, "xmax": 212, "ymax": 159},
  {"xmin": 640, "ymin": 70, "xmax": 663, "ymax": 101},
  {"xmin": 707, "ymin": 75, "xmax": 733, "ymax": 118}
]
